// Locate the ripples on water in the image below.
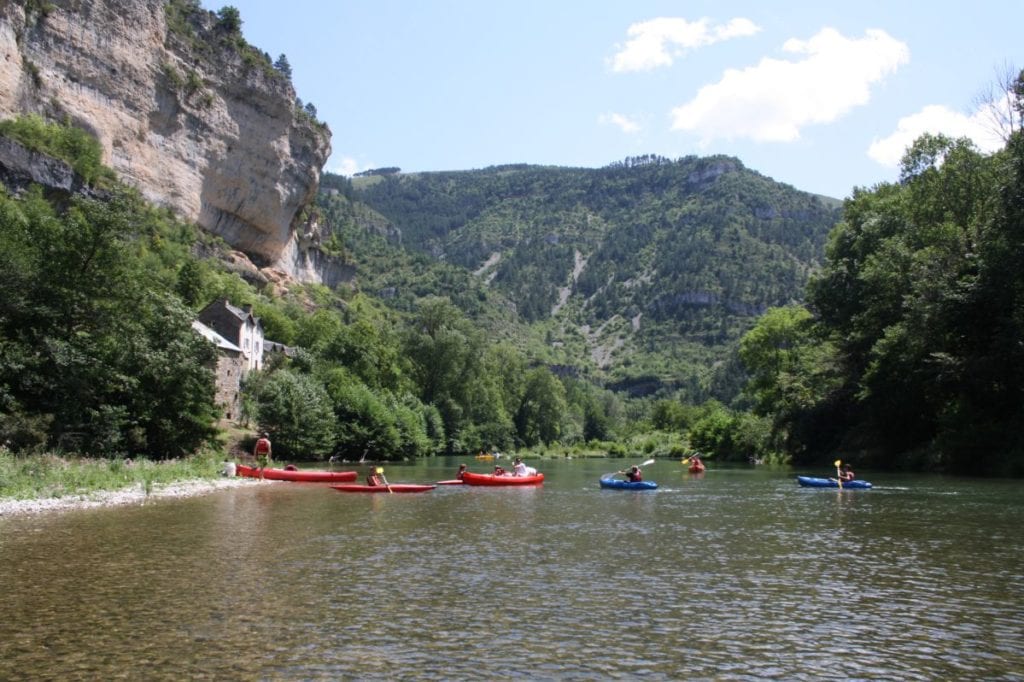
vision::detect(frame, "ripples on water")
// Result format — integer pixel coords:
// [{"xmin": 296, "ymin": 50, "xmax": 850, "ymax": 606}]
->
[{"xmin": 1, "ymin": 462, "xmax": 1022, "ymax": 680}]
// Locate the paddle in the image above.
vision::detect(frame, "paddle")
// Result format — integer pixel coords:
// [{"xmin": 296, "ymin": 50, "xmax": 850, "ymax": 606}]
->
[
  {"xmin": 378, "ymin": 466, "xmax": 393, "ymax": 494},
  {"xmin": 834, "ymin": 459, "xmax": 843, "ymax": 490},
  {"xmin": 608, "ymin": 458, "xmax": 655, "ymax": 480}
]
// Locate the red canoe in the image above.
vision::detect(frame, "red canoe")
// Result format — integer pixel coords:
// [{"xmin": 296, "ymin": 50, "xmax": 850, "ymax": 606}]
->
[
  {"xmin": 460, "ymin": 471, "xmax": 544, "ymax": 486},
  {"xmin": 330, "ymin": 484, "xmax": 436, "ymax": 493},
  {"xmin": 236, "ymin": 464, "xmax": 358, "ymax": 483}
]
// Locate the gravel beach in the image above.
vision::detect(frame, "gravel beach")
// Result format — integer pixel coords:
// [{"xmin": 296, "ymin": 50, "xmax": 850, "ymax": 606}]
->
[{"xmin": 0, "ymin": 476, "xmax": 272, "ymax": 517}]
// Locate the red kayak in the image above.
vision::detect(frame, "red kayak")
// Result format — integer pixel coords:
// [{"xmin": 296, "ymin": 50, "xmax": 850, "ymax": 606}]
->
[
  {"xmin": 688, "ymin": 464, "xmax": 706, "ymax": 474},
  {"xmin": 330, "ymin": 484, "xmax": 436, "ymax": 493},
  {"xmin": 236, "ymin": 464, "xmax": 358, "ymax": 483},
  {"xmin": 460, "ymin": 471, "xmax": 544, "ymax": 486}
]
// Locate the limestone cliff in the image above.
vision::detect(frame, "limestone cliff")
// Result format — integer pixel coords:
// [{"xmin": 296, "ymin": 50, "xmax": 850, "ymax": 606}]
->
[{"xmin": 0, "ymin": 0, "xmax": 345, "ymax": 285}]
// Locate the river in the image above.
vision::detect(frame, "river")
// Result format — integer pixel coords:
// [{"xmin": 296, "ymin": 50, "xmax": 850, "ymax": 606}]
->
[{"xmin": 1, "ymin": 458, "xmax": 1022, "ymax": 680}]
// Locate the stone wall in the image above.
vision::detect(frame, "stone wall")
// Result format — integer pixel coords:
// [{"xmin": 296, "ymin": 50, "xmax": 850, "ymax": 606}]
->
[{"xmin": 213, "ymin": 352, "xmax": 244, "ymax": 422}]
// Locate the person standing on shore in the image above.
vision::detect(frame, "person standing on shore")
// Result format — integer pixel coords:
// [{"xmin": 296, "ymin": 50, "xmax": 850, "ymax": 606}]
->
[{"xmin": 253, "ymin": 432, "xmax": 272, "ymax": 479}]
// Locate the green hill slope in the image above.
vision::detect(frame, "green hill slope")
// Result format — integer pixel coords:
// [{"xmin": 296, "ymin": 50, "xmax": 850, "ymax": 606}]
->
[{"xmin": 323, "ymin": 155, "xmax": 840, "ymax": 402}]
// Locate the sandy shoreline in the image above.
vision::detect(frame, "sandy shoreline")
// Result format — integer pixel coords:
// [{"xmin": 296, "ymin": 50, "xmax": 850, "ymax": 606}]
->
[{"xmin": 0, "ymin": 476, "xmax": 272, "ymax": 517}]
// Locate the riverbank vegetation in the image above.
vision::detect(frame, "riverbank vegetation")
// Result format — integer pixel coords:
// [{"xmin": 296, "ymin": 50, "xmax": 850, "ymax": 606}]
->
[
  {"xmin": 0, "ymin": 447, "xmax": 224, "ymax": 501},
  {"xmin": 740, "ymin": 119, "xmax": 1024, "ymax": 476}
]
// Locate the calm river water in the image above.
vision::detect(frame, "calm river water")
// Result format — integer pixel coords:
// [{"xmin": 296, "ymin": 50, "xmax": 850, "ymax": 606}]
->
[{"xmin": 1, "ymin": 458, "xmax": 1022, "ymax": 680}]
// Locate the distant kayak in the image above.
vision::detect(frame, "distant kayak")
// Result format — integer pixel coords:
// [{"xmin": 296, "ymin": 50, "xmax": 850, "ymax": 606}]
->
[
  {"xmin": 236, "ymin": 464, "xmax": 357, "ymax": 483},
  {"xmin": 688, "ymin": 464, "xmax": 706, "ymax": 474},
  {"xmin": 797, "ymin": 476, "xmax": 872, "ymax": 489},
  {"xmin": 330, "ymin": 484, "xmax": 436, "ymax": 493},
  {"xmin": 599, "ymin": 476, "xmax": 658, "ymax": 490},
  {"xmin": 461, "ymin": 471, "xmax": 544, "ymax": 486}
]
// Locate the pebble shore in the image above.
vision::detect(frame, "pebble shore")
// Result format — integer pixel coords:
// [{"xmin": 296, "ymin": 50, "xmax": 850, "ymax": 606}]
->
[{"xmin": 0, "ymin": 476, "xmax": 271, "ymax": 517}]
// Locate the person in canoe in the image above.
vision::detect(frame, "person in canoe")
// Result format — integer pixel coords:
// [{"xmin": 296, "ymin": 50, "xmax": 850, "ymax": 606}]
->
[
  {"xmin": 493, "ymin": 464, "xmax": 507, "ymax": 476},
  {"xmin": 620, "ymin": 465, "xmax": 643, "ymax": 482},
  {"xmin": 456, "ymin": 463, "xmax": 468, "ymax": 480},
  {"xmin": 366, "ymin": 466, "xmax": 384, "ymax": 486},
  {"xmin": 837, "ymin": 462, "xmax": 855, "ymax": 483},
  {"xmin": 512, "ymin": 456, "xmax": 528, "ymax": 476}
]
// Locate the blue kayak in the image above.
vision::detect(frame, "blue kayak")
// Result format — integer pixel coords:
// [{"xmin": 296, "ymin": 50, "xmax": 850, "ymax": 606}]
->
[
  {"xmin": 797, "ymin": 476, "xmax": 872, "ymax": 489},
  {"xmin": 600, "ymin": 476, "xmax": 658, "ymax": 490}
]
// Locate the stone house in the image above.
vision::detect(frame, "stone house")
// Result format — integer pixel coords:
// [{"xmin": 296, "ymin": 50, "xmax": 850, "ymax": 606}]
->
[
  {"xmin": 191, "ymin": 320, "xmax": 244, "ymax": 421},
  {"xmin": 197, "ymin": 299, "xmax": 265, "ymax": 373},
  {"xmin": 193, "ymin": 299, "xmax": 269, "ymax": 423}
]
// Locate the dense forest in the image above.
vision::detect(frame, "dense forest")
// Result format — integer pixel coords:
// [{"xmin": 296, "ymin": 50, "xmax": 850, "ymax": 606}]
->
[
  {"xmin": 331, "ymin": 155, "xmax": 840, "ymax": 403},
  {"xmin": 741, "ymin": 122, "xmax": 1024, "ymax": 475},
  {"xmin": 2, "ymin": 70, "xmax": 1023, "ymax": 475}
]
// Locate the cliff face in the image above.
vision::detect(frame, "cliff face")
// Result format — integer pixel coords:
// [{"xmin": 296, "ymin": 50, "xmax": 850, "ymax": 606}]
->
[{"xmin": 0, "ymin": 0, "xmax": 340, "ymax": 283}]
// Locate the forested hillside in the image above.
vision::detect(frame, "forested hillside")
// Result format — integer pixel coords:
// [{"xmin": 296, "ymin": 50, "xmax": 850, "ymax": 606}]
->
[
  {"xmin": 325, "ymin": 155, "xmax": 840, "ymax": 402},
  {"xmin": 741, "ymin": 127, "xmax": 1024, "ymax": 475}
]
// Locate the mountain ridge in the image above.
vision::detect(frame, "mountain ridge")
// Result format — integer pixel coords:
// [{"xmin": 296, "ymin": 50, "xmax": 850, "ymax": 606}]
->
[{"xmin": 326, "ymin": 154, "xmax": 841, "ymax": 400}]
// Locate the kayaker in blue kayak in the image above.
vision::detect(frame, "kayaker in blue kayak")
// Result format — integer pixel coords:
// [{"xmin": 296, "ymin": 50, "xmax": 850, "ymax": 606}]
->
[
  {"xmin": 837, "ymin": 463, "xmax": 855, "ymax": 483},
  {"xmin": 619, "ymin": 465, "xmax": 643, "ymax": 482}
]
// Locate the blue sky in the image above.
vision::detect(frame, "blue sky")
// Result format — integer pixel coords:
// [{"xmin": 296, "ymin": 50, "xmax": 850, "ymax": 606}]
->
[{"xmin": 200, "ymin": 1, "xmax": 1022, "ymax": 199}]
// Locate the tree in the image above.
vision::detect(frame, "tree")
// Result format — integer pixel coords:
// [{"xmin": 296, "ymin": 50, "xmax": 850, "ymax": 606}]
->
[
  {"xmin": 402, "ymin": 297, "xmax": 487, "ymax": 450},
  {"xmin": 250, "ymin": 370, "xmax": 335, "ymax": 460},
  {"xmin": 273, "ymin": 53, "xmax": 292, "ymax": 79},
  {"xmin": 0, "ymin": 188, "xmax": 220, "ymax": 457},
  {"xmin": 215, "ymin": 6, "xmax": 242, "ymax": 35},
  {"xmin": 514, "ymin": 368, "xmax": 568, "ymax": 446}
]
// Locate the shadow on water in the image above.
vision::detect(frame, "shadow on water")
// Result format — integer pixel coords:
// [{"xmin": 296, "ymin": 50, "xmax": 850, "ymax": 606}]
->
[{"xmin": 1, "ymin": 458, "xmax": 1022, "ymax": 679}]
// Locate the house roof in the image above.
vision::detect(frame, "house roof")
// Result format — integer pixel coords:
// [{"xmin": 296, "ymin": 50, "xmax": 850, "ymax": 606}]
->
[
  {"xmin": 191, "ymin": 320, "xmax": 242, "ymax": 353},
  {"xmin": 198, "ymin": 298, "xmax": 262, "ymax": 329}
]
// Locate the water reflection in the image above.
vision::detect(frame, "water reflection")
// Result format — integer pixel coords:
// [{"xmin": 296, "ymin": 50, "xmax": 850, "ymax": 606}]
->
[{"xmin": 1, "ymin": 461, "xmax": 1022, "ymax": 679}]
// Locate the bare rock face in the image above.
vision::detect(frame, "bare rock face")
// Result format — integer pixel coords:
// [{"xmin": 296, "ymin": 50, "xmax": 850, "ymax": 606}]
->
[{"xmin": 0, "ymin": 0, "xmax": 336, "ymax": 282}]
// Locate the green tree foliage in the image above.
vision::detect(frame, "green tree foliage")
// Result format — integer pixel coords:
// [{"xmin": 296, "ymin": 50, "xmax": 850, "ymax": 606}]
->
[
  {"xmin": 0, "ymin": 188, "xmax": 219, "ymax": 457},
  {"xmin": 402, "ymin": 297, "xmax": 488, "ymax": 450},
  {"xmin": 248, "ymin": 369, "xmax": 335, "ymax": 460},
  {"xmin": 342, "ymin": 156, "xmax": 839, "ymax": 405},
  {"xmin": 0, "ymin": 115, "xmax": 117, "ymax": 187},
  {"xmin": 514, "ymin": 368, "xmax": 568, "ymax": 447},
  {"xmin": 273, "ymin": 53, "xmax": 292, "ymax": 79},
  {"xmin": 215, "ymin": 6, "xmax": 242, "ymax": 35},
  {"xmin": 323, "ymin": 369, "xmax": 402, "ymax": 459},
  {"xmin": 742, "ymin": 74, "xmax": 1024, "ymax": 474}
]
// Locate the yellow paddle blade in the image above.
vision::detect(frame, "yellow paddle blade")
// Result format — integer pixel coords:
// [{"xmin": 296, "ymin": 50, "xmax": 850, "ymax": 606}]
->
[
  {"xmin": 833, "ymin": 459, "xmax": 841, "ymax": 467},
  {"xmin": 376, "ymin": 467, "xmax": 384, "ymax": 474},
  {"xmin": 682, "ymin": 458, "xmax": 690, "ymax": 464}
]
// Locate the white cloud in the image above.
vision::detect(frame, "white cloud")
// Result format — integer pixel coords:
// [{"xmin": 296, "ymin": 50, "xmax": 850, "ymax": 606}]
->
[
  {"xmin": 670, "ymin": 28, "xmax": 910, "ymax": 144},
  {"xmin": 609, "ymin": 17, "xmax": 760, "ymax": 73},
  {"xmin": 599, "ymin": 112, "xmax": 642, "ymax": 134},
  {"xmin": 327, "ymin": 156, "xmax": 366, "ymax": 176},
  {"xmin": 868, "ymin": 104, "xmax": 1006, "ymax": 167}
]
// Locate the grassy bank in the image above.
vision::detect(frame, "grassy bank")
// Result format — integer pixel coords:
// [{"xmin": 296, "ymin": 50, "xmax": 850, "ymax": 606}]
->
[{"xmin": 0, "ymin": 448, "xmax": 227, "ymax": 501}]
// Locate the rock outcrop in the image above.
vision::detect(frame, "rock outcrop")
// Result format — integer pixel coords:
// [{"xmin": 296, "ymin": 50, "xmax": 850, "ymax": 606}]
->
[{"xmin": 0, "ymin": 0, "xmax": 338, "ymax": 283}]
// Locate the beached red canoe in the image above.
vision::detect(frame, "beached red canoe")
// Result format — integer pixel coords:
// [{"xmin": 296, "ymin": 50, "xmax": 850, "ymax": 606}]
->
[
  {"xmin": 236, "ymin": 464, "xmax": 358, "ymax": 483},
  {"xmin": 330, "ymin": 484, "xmax": 437, "ymax": 493},
  {"xmin": 460, "ymin": 471, "xmax": 544, "ymax": 486}
]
